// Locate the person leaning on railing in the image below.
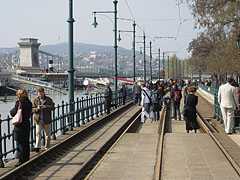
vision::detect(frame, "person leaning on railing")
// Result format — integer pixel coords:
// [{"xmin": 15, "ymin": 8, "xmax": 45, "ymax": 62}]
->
[{"xmin": 10, "ymin": 88, "xmax": 32, "ymax": 167}]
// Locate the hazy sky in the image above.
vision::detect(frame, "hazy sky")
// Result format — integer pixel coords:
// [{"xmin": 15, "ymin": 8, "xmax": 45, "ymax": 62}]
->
[{"xmin": 0, "ymin": 0, "xmax": 199, "ymax": 58}]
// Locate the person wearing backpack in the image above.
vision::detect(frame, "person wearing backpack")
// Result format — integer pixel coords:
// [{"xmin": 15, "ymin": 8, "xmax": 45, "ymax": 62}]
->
[
  {"xmin": 173, "ymin": 85, "xmax": 182, "ymax": 120},
  {"xmin": 150, "ymin": 84, "xmax": 162, "ymax": 122},
  {"xmin": 141, "ymin": 83, "xmax": 153, "ymax": 123}
]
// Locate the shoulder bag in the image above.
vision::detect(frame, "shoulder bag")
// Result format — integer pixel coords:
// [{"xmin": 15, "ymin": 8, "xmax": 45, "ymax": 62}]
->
[{"xmin": 12, "ymin": 101, "xmax": 22, "ymax": 125}]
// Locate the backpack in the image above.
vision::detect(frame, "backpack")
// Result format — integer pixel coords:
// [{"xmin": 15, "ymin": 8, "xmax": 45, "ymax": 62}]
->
[
  {"xmin": 151, "ymin": 91, "xmax": 159, "ymax": 104},
  {"xmin": 174, "ymin": 90, "xmax": 181, "ymax": 103}
]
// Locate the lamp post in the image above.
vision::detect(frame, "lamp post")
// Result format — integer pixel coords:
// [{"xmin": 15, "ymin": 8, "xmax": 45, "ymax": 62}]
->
[
  {"xmin": 67, "ymin": 0, "xmax": 75, "ymax": 130},
  {"xmin": 172, "ymin": 57, "xmax": 174, "ymax": 79},
  {"xmin": 92, "ymin": 0, "xmax": 118, "ymax": 92},
  {"xmin": 117, "ymin": 21, "xmax": 136, "ymax": 83},
  {"xmin": 163, "ymin": 52, "xmax": 165, "ymax": 79},
  {"xmin": 168, "ymin": 56, "xmax": 170, "ymax": 79},
  {"xmin": 179, "ymin": 61, "xmax": 181, "ymax": 80},
  {"xmin": 143, "ymin": 33, "xmax": 146, "ymax": 83},
  {"xmin": 150, "ymin": 41, "xmax": 152, "ymax": 81},
  {"xmin": 175, "ymin": 58, "xmax": 178, "ymax": 81},
  {"xmin": 158, "ymin": 48, "xmax": 161, "ymax": 80},
  {"xmin": 183, "ymin": 60, "xmax": 184, "ymax": 80}
]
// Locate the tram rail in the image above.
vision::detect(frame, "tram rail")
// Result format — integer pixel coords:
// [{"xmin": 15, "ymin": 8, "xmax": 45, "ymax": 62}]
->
[
  {"xmin": 156, "ymin": 99, "xmax": 240, "ymax": 180},
  {"xmin": 0, "ymin": 102, "xmax": 141, "ymax": 180}
]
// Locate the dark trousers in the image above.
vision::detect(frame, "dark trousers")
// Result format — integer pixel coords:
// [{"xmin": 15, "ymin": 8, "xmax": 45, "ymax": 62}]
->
[
  {"xmin": 173, "ymin": 104, "xmax": 181, "ymax": 120},
  {"xmin": 133, "ymin": 94, "xmax": 141, "ymax": 105},
  {"xmin": 106, "ymin": 102, "xmax": 111, "ymax": 114},
  {"xmin": 18, "ymin": 141, "xmax": 30, "ymax": 164},
  {"xmin": 122, "ymin": 95, "xmax": 126, "ymax": 105}
]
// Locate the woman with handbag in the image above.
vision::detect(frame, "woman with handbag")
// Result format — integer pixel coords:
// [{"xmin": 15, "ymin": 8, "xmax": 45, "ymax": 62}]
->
[
  {"xmin": 10, "ymin": 88, "xmax": 32, "ymax": 167},
  {"xmin": 183, "ymin": 86, "xmax": 200, "ymax": 133}
]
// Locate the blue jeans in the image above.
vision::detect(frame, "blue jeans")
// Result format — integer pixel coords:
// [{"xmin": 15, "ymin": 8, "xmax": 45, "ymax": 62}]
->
[
  {"xmin": 141, "ymin": 103, "xmax": 152, "ymax": 123},
  {"xmin": 133, "ymin": 94, "xmax": 141, "ymax": 105},
  {"xmin": 152, "ymin": 111, "xmax": 160, "ymax": 121}
]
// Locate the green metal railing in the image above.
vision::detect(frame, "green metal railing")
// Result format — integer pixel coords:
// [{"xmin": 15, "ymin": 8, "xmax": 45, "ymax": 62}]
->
[
  {"xmin": 198, "ymin": 84, "xmax": 240, "ymax": 133},
  {"xmin": 198, "ymin": 83, "xmax": 218, "ymax": 96},
  {"xmin": 0, "ymin": 89, "xmax": 133, "ymax": 167}
]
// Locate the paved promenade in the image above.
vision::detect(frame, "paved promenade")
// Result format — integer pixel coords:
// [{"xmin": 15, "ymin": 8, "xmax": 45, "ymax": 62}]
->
[
  {"xmin": 161, "ymin": 90, "xmax": 240, "ymax": 180},
  {"xmin": 89, "ymin": 112, "xmax": 160, "ymax": 180}
]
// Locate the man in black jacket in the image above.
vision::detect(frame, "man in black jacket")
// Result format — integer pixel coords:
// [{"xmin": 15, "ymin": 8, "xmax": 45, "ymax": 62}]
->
[{"xmin": 102, "ymin": 84, "xmax": 112, "ymax": 114}]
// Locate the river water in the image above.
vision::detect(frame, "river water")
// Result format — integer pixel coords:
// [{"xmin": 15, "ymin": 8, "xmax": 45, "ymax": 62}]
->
[{"xmin": 0, "ymin": 90, "xmax": 98, "ymax": 120}]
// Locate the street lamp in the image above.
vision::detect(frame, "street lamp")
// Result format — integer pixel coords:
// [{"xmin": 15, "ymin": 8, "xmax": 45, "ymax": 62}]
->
[
  {"xmin": 92, "ymin": 12, "xmax": 98, "ymax": 28},
  {"xmin": 150, "ymin": 41, "xmax": 152, "ymax": 81},
  {"xmin": 236, "ymin": 34, "xmax": 240, "ymax": 55},
  {"xmin": 67, "ymin": 0, "xmax": 75, "ymax": 129},
  {"xmin": 92, "ymin": 0, "xmax": 118, "ymax": 92},
  {"xmin": 117, "ymin": 21, "xmax": 136, "ymax": 82}
]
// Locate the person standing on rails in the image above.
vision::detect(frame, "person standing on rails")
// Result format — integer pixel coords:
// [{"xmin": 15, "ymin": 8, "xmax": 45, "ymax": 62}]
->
[
  {"xmin": 132, "ymin": 80, "xmax": 141, "ymax": 105},
  {"xmin": 102, "ymin": 83, "xmax": 113, "ymax": 114},
  {"xmin": 184, "ymin": 86, "xmax": 200, "ymax": 133},
  {"xmin": 218, "ymin": 78, "xmax": 239, "ymax": 134},
  {"xmin": 32, "ymin": 88, "xmax": 54, "ymax": 152},
  {"xmin": 10, "ymin": 89, "xmax": 32, "ymax": 167}
]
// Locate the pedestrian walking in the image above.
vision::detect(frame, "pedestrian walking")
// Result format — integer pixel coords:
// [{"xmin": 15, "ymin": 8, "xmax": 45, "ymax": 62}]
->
[
  {"xmin": 173, "ymin": 85, "xmax": 182, "ymax": 121},
  {"xmin": 218, "ymin": 78, "xmax": 239, "ymax": 134},
  {"xmin": 10, "ymin": 88, "xmax": 32, "ymax": 167},
  {"xmin": 150, "ymin": 84, "xmax": 162, "ymax": 122},
  {"xmin": 183, "ymin": 86, "xmax": 200, "ymax": 133},
  {"xmin": 32, "ymin": 88, "xmax": 54, "ymax": 152},
  {"xmin": 102, "ymin": 84, "xmax": 113, "ymax": 114},
  {"xmin": 141, "ymin": 83, "xmax": 153, "ymax": 123},
  {"xmin": 120, "ymin": 83, "xmax": 127, "ymax": 105},
  {"xmin": 132, "ymin": 80, "xmax": 141, "ymax": 105}
]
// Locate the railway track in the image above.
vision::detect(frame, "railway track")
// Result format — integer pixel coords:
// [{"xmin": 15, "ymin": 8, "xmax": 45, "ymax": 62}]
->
[
  {"xmin": 156, "ymin": 100, "xmax": 240, "ymax": 180},
  {"xmin": 0, "ymin": 102, "xmax": 141, "ymax": 180}
]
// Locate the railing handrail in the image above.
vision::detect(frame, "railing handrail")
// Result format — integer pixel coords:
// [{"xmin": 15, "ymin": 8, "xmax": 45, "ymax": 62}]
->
[{"xmin": 0, "ymin": 88, "xmax": 133, "ymax": 167}]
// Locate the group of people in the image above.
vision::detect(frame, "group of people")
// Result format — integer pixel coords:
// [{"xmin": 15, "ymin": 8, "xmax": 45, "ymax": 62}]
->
[
  {"xmin": 133, "ymin": 79, "xmax": 200, "ymax": 133},
  {"xmin": 10, "ymin": 88, "xmax": 54, "ymax": 167},
  {"xmin": 10, "ymin": 80, "xmax": 201, "ymax": 167}
]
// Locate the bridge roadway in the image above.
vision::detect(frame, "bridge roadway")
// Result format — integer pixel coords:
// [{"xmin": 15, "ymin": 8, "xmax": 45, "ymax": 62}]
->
[{"xmin": 0, "ymin": 88, "xmax": 240, "ymax": 179}]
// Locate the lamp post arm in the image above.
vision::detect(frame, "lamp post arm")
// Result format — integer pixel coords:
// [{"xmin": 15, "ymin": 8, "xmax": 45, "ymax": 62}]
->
[{"xmin": 93, "ymin": 11, "xmax": 115, "ymax": 14}]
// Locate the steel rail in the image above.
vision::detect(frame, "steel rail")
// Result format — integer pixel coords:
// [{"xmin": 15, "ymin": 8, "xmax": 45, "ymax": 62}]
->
[
  {"xmin": 0, "ymin": 102, "xmax": 134, "ymax": 180},
  {"xmin": 196, "ymin": 112, "xmax": 240, "ymax": 177}
]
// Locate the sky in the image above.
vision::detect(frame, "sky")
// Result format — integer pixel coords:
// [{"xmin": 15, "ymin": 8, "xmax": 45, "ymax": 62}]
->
[{"xmin": 0, "ymin": 0, "xmax": 199, "ymax": 59}]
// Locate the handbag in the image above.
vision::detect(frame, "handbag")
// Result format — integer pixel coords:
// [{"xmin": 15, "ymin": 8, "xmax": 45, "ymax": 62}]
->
[
  {"xmin": 181, "ymin": 95, "xmax": 188, "ymax": 116},
  {"xmin": 12, "ymin": 101, "xmax": 22, "ymax": 125}
]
